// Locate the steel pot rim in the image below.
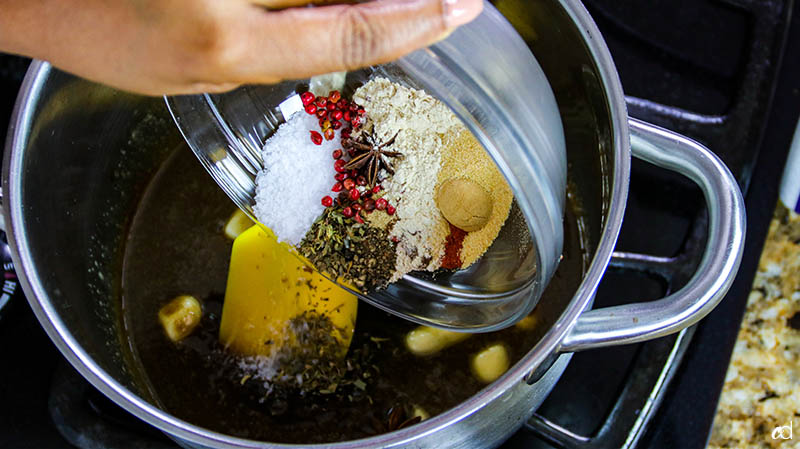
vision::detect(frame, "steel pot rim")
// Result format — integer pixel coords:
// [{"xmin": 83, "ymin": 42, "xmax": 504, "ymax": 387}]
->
[{"xmin": 2, "ymin": 1, "xmax": 629, "ymax": 447}]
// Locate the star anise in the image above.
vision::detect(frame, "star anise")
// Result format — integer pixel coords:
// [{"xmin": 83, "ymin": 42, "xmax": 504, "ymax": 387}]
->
[{"xmin": 342, "ymin": 131, "xmax": 403, "ymax": 188}]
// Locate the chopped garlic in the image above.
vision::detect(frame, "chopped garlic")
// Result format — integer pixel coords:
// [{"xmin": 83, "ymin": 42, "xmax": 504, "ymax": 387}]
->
[
  {"xmin": 515, "ymin": 315, "xmax": 537, "ymax": 330},
  {"xmin": 471, "ymin": 344, "xmax": 510, "ymax": 383},
  {"xmin": 223, "ymin": 209, "xmax": 254, "ymax": 240},
  {"xmin": 158, "ymin": 295, "xmax": 202, "ymax": 342},
  {"xmin": 405, "ymin": 326, "xmax": 470, "ymax": 356},
  {"xmin": 412, "ymin": 405, "xmax": 430, "ymax": 421}
]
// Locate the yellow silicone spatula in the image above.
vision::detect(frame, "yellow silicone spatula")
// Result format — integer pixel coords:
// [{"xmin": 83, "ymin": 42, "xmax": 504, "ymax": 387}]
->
[{"xmin": 219, "ymin": 225, "xmax": 357, "ymax": 357}]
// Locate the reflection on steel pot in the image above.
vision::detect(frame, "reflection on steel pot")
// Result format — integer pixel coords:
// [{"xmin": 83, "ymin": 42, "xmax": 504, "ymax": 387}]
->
[{"xmin": 2, "ymin": 0, "xmax": 745, "ymax": 448}]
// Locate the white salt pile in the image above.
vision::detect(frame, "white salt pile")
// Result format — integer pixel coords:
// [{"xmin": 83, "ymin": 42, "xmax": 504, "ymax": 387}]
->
[{"xmin": 254, "ymin": 111, "xmax": 338, "ymax": 245}]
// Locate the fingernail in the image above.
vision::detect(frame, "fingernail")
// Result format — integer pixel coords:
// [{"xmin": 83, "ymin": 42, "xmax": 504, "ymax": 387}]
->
[{"xmin": 443, "ymin": 0, "xmax": 483, "ymax": 28}]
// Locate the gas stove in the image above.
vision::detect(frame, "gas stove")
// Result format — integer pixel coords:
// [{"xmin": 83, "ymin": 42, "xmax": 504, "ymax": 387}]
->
[{"xmin": 1, "ymin": 1, "xmax": 799, "ymax": 448}]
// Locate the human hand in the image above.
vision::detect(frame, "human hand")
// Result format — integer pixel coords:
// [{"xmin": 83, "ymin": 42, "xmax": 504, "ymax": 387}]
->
[{"xmin": 0, "ymin": 0, "xmax": 482, "ymax": 96}]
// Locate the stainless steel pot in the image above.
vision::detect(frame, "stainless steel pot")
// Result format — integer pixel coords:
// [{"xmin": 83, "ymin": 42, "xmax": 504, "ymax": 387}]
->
[{"xmin": 2, "ymin": 1, "xmax": 745, "ymax": 448}]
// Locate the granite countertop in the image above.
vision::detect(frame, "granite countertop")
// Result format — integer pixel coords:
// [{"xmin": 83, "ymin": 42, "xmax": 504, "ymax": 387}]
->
[{"xmin": 709, "ymin": 206, "xmax": 800, "ymax": 448}]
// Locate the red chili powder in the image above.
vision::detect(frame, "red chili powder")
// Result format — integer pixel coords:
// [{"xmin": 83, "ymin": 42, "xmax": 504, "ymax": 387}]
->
[{"xmin": 441, "ymin": 224, "xmax": 467, "ymax": 269}]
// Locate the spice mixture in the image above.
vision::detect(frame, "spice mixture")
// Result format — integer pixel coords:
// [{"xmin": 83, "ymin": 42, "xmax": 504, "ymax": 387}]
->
[
  {"xmin": 352, "ymin": 78, "xmax": 460, "ymax": 281},
  {"xmin": 253, "ymin": 77, "xmax": 514, "ymax": 291},
  {"xmin": 441, "ymin": 224, "xmax": 467, "ymax": 270},
  {"xmin": 236, "ymin": 311, "xmax": 373, "ymax": 396},
  {"xmin": 437, "ymin": 129, "xmax": 513, "ymax": 267},
  {"xmin": 299, "ymin": 207, "xmax": 396, "ymax": 290}
]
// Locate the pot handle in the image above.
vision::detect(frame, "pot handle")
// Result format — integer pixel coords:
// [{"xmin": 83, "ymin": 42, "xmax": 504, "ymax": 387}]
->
[{"xmin": 559, "ymin": 118, "xmax": 745, "ymax": 352}]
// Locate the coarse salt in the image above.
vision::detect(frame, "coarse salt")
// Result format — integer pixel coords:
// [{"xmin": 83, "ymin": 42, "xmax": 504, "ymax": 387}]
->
[{"xmin": 254, "ymin": 111, "xmax": 339, "ymax": 245}]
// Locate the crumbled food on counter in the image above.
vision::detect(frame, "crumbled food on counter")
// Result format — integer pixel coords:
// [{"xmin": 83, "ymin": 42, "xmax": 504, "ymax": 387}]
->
[{"xmin": 709, "ymin": 207, "xmax": 800, "ymax": 449}]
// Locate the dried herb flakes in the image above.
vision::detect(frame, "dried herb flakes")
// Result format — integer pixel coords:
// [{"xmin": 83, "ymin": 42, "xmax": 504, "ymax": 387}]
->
[{"xmin": 299, "ymin": 207, "xmax": 396, "ymax": 291}]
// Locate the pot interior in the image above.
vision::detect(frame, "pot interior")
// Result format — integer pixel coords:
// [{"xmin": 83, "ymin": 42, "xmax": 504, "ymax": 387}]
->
[
  {"xmin": 116, "ymin": 144, "xmax": 588, "ymax": 442},
  {"xmin": 5, "ymin": 0, "xmax": 618, "ymax": 445}
]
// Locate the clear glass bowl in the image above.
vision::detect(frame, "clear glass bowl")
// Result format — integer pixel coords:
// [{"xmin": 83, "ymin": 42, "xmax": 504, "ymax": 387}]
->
[{"xmin": 165, "ymin": 2, "xmax": 566, "ymax": 332}]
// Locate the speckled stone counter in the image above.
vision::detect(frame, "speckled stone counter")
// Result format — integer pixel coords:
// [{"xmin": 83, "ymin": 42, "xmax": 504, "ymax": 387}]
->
[{"xmin": 709, "ymin": 206, "xmax": 800, "ymax": 448}]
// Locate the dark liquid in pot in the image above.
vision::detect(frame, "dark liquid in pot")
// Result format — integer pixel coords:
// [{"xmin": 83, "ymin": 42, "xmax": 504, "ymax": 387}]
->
[{"xmin": 119, "ymin": 145, "xmax": 589, "ymax": 443}]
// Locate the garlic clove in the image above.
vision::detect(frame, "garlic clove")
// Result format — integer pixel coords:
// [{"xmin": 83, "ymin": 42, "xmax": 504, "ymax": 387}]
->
[
  {"xmin": 158, "ymin": 295, "xmax": 202, "ymax": 342},
  {"xmin": 223, "ymin": 209, "xmax": 254, "ymax": 240},
  {"xmin": 471, "ymin": 344, "xmax": 510, "ymax": 383},
  {"xmin": 405, "ymin": 326, "xmax": 471, "ymax": 356}
]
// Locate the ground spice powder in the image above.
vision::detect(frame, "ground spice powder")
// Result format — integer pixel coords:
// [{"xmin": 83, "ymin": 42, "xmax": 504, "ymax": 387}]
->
[
  {"xmin": 353, "ymin": 78, "xmax": 458, "ymax": 281},
  {"xmin": 352, "ymin": 77, "xmax": 513, "ymax": 278},
  {"xmin": 441, "ymin": 224, "xmax": 466, "ymax": 269},
  {"xmin": 437, "ymin": 129, "xmax": 513, "ymax": 268}
]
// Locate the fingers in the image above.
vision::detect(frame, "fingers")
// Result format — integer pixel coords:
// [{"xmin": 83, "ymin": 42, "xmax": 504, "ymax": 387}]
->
[
  {"xmin": 188, "ymin": 82, "xmax": 243, "ymax": 94},
  {"xmin": 249, "ymin": 0, "xmax": 313, "ymax": 9},
  {"xmin": 250, "ymin": 0, "xmax": 337, "ymax": 9},
  {"xmin": 228, "ymin": 0, "xmax": 483, "ymax": 84}
]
